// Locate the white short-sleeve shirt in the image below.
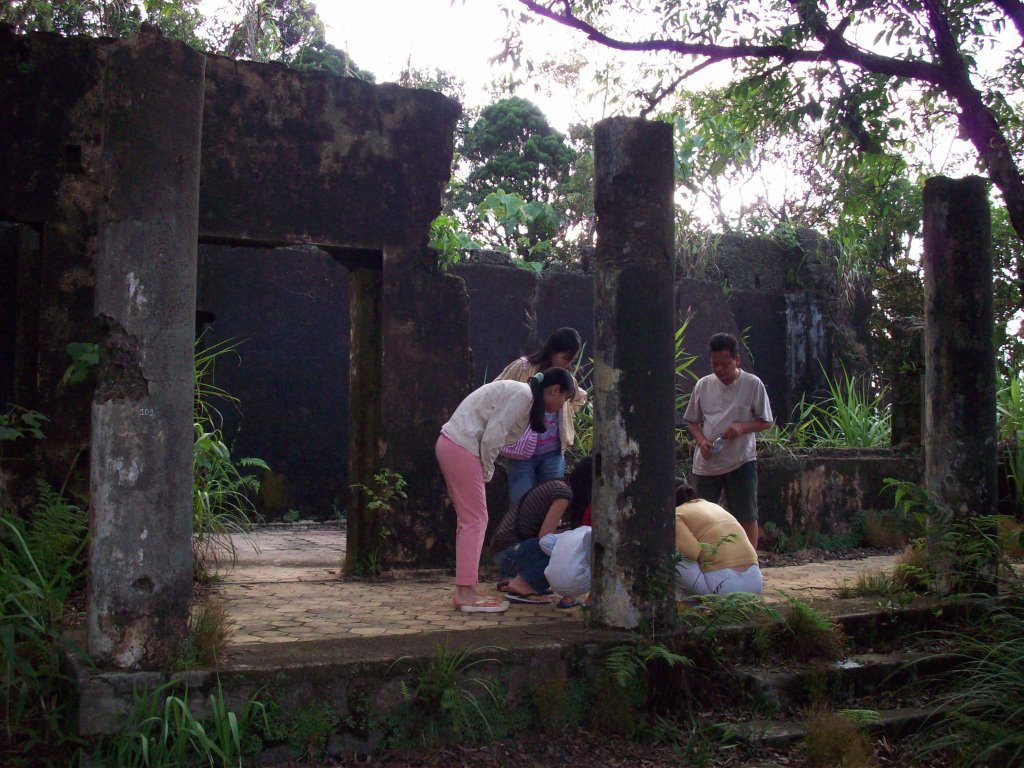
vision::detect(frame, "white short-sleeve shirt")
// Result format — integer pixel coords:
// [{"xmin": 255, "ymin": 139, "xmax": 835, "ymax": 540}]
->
[{"xmin": 684, "ymin": 369, "xmax": 773, "ymax": 476}]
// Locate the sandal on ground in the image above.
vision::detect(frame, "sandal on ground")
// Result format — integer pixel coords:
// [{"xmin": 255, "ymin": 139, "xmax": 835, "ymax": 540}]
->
[
  {"xmin": 498, "ymin": 581, "xmax": 553, "ymax": 595},
  {"xmin": 556, "ymin": 596, "xmax": 583, "ymax": 609},
  {"xmin": 454, "ymin": 597, "xmax": 509, "ymax": 613},
  {"xmin": 505, "ymin": 592, "xmax": 552, "ymax": 605}
]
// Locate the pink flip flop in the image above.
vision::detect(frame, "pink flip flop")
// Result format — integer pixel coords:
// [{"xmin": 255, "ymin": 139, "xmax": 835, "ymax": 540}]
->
[{"xmin": 455, "ymin": 597, "xmax": 509, "ymax": 613}]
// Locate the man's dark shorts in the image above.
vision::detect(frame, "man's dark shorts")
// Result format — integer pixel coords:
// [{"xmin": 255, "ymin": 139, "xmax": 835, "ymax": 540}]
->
[{"xmin": 693, "ymin": 460, "xmax": 758, "ymax": 523}]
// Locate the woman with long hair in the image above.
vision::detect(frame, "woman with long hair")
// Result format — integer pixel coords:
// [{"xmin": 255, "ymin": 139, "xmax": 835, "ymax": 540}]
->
[
  {"xmin": 437, "ymin": 368, "xmax": 577, "ymax": 612},
  {"xmin": 494, "ymin": 327, "xmax": 588, "ymax": 504}
]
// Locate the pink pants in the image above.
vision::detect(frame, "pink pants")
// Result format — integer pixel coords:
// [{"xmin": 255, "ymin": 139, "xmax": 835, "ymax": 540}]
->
[{"xmin": 435, "ymin": 433, "xmax": 488, "ymax": 586}]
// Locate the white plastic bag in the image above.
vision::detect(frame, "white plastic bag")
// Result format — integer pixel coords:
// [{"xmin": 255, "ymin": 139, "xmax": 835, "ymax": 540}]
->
[{"xmin": 544, "ymin": 525, "xmax": 592, "ymax": 597}]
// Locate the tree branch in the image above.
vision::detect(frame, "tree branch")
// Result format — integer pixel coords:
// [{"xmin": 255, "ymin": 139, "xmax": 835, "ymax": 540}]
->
[
  {"xmin": 518, "ymin": 0, "xmax": 1024, "ymax": 249},
  {"xmin": 517, "ymin": 0, "xmax": 947, "ymax": 84},
  {"xmin": 991, "ymin": 0, "xmax": 1024, "ymax": 41},
  {"xmin": 639, "ymin": 59, "xmax": 715, "ymax": 117},
  {"xmin": 922, "ymin": 0, "xmax": 1024, "ymax": 248}
]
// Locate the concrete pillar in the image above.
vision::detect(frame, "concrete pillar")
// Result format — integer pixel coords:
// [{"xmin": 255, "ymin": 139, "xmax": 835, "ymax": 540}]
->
[
  {"xmin": 88, "ymin": 30, "xmax": 205, "ymax": 669},
  {"xmin": 591, "ymin": 117, "xmax": 677, "ymax": 629},
  {"xmin": 345, "ymin": 264, "xmax": 384, "ymax": 574},
  {"xmin": 922, "ymin": 175, "xmax": 997, "ymax": 594},
  {"xmin": 889, "ymin": 317, "xmax": 924, "ymax": 449},
  {"xmin": 378, "ymin": 247, "xmax": 474, "ymax": 567}
]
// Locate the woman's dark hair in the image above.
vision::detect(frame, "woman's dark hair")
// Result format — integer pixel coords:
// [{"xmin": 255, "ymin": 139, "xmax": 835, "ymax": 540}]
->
[
  {"xmin": 567, "ymin": 456, "xmax": 594, "ymax": 528},
  {"xmin": 527, "ymin": 367, "xmax": 576, "ymax": 432},
  {"xmin": 527, "ymin": 327, "xmax": 582, "ymax": 368},
  {"xmin": 676, "ymin": 480, "xmax": 699, "ymax": 506}
]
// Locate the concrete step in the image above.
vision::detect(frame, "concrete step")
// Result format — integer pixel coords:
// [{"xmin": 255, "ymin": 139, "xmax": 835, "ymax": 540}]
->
[
  {"xmin": 734, "ymin": 650, "xmax": 961, "ymax": 712},
  {"xmin": 726, "ymin": 704, "xmax": 949, "ymax": 748}
]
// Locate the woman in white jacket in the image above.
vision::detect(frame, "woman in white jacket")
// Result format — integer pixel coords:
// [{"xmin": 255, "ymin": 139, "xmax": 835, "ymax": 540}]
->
[{"xmin": 437, "ymin": 368, "xmax": 576, "ymax": 613}]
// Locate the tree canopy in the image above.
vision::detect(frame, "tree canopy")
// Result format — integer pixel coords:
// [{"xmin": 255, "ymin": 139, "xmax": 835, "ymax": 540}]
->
[
  {"xmin": 516, "ymin": 0, "xmax": 1024, "ymax": 257},
  {"xmin": 1, "ymin": 0, "xmax": 373, "ymax": 78}
]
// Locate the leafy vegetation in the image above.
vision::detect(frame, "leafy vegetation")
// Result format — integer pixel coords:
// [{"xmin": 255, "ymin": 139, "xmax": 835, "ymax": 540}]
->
[
  {"xmin": 102, "ymin": 680, "xmax": 266, "ymax": 767},
  {"xmin": 348, "ymin": 468, "xmax": 407, "ymax": 577},
  {"xmin": 193, "ymin": 335, "xmax": 268, "ymax": 582},
  {"xmin": 788, "ymin": 366, "xmax": 890, "ymax": 448},
  {"xmin": 997, "ymin": 371, "xmax": 1024, "ymax": 516},
  {"xmin": 0, "ymin": 497, "xmax": 88, "ymax": 753},
  {"xmin": 2, "ymin": 0, "xmax": 373, "ymax": 78},
  {"xmin": 387, "ymin": 644, "xmax": 502, "ymax": 747}
]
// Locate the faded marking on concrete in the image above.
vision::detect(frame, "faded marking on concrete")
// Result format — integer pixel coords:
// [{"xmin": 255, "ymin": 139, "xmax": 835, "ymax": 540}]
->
[
  {"xmin": 108, "ymin": 456, "xmax": 142, "ymax": 487},
  {"xmin": 127, "ymin": 271, "xmax": 148, "ymax": 310}
]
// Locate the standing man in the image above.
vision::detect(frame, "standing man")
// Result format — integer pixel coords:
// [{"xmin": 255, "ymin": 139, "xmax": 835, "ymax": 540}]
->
[{"xmin": 684, "ymin": 333, "xmax": 773, "ymax": 549}]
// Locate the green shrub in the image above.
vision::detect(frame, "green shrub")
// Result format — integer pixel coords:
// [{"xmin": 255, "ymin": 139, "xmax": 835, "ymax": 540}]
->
[{"xmin": 0, "ymin": 481, "xmax": 88, "ymax": 753}]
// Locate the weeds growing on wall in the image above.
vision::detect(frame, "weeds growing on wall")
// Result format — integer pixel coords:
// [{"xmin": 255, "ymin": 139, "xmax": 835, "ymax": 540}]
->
[
  {"xmin": 789, "ymin": 365, "xmax": 890, "ymax": 448},
  {"xmin": 349, "ymin": 468, "xmax": 407, "ymax": 576},
  {"xmin": 387, "ymin": 643, "xmax": 502, "ymax": 747},
  {"xmin": 566, "ymin": 345, "xmax": 594, "ymax": 467},
  {"xmin": 884, "ymin": 478, "xmax": 1014, "ymax": 595},
  {"xmin": 193, "ymin": 334, "xmax": 268, "ymax": 582},
  {"xmin": 102, "ymin": 679, "xmax": 267, "ymax": 767},
  {"xmin": 0, "ymin": 481, "xmax": 88, "ymax": 755}
]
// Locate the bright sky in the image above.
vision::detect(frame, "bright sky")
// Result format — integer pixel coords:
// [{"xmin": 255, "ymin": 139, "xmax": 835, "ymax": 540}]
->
[
  {"xmin": 208, "ymin": 0, "xmax": 1009, "ymax": 232},
  {"xmin": 315, "ymin": 0, "xmax": 610, "ymax": 130}
]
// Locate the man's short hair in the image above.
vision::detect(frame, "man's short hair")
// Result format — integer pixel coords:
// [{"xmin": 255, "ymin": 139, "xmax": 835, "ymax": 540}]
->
[{"xmin": 708, "ymin": 333, "xmax": 739, "ymax": 357}]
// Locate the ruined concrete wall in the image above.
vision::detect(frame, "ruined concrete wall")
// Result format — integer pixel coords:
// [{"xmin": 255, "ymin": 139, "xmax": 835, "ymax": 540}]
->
[
  {"xmin": 757, "ymin": 450, "xmax": 921, "ymax": 540},
  {"xmin": 199, "ymin": 55, "xmax": 458, "ymax": 248},
  {"xmin": 196, "ymin": 245, "xmax": 351, "ymax": 518},
  {"xmin": 0, "ymin": 27, "xmax": 109, "ymax": 490}
]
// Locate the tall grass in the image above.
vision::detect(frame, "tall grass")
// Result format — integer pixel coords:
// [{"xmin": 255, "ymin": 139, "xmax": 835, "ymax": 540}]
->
[
  {"xmin": 790, "ymin": 365, "xmax": 890, "ymax": 448},
  {"xmin": 105, "ymin": 679, "xmax": 266, "ymax": 767},
  {"xmin": 0, "ymin": 481, "xmax": 88, "ymax": 753},
  {"xmin": 997, "ymin": 372, "xmax": 1024, "ymax": 515},
  {"xmin": 925, "ymin": 588, "xmax": 1024, "ymax": 766},
  {"xmin": 192, "ymin": 334, "xmax": 268, "ymax": 582}
]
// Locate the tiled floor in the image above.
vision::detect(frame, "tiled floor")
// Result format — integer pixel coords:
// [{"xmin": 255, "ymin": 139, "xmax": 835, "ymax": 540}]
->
[{"xmin": 208, "ymin": 527, "xmax": 897, "ymax": 648}]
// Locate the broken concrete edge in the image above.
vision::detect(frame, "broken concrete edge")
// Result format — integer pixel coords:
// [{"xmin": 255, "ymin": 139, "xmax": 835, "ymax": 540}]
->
[
  {"xmin": 727, "ymin": 704, "xmax": 951, "ymax": 748},
  {"xmin": 69, "ymin": 594, "xmax": 984, "ymax": 740}
]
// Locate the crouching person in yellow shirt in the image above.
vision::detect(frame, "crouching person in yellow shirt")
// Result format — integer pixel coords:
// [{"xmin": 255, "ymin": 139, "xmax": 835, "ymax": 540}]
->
[{"xmin": 675, "ymin": 481, "xmax": 763, "ymax": 597}]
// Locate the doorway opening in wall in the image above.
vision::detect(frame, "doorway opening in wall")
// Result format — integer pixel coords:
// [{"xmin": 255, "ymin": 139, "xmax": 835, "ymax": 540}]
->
[{"xmin": 194, "ymin": 239, "xmax": 382, "ymax": 584}]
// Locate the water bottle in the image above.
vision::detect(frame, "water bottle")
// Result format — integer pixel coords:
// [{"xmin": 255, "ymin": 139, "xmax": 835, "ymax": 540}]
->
[{"xmin": 711, "ymin": 437, "xmax": 725, "ymax": 454}]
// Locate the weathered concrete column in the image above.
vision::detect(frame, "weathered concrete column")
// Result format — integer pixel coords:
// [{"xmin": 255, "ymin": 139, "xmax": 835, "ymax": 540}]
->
[
  {"xmin": 591, "ymin": 117, "xmax": 676, "ymax": 629},
  {"xmin": 922, "ymin": 175, "xmax": 997, "ymax": 594},
  {"xmin": 345, "ymin": 264, "xmax": 384, "ymax": 574},
  {"xmin": 379, "ymin": 246, "xmax": 474, "ymax": 567},
  {"xmin": 889, "ymin": 317, "xmax": 924, "ymax": 449},
  {"xmin": 88, "ymin": 30, "xmax": 205, "ymax": 668}
]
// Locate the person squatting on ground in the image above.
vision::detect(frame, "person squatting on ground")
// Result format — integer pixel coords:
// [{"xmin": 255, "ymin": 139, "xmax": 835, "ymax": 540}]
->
[
  {"xmin": 674, "ymin": 481, "xmax": 763, "ymax": 597},
  {"xmin": 488, "ymin": 457, "xmax": 593, "ymax": 606},
  {"xmin": 684, "ymin": 332, "xmax": 773, "ymax": 549},
  {"xmin": 494, "ymin": 327, "xmax": 589, "ymax": 505},
  {"xmin": 436, "ymin": 368, "xmax": 576, "ymax": 613}
]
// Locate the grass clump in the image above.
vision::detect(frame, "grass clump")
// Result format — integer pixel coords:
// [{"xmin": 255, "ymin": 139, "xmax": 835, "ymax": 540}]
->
[
  {"xmin": 104, "ymin": 679, "xmax": 266, "ymax": 767},
  {"xmin": 802, "ymin": 703, "xmax": 876, "ymax": 767},
  {"xmin": 924, "ymin": 590, "xmax": 1024, "ymax": 766},
  {"xmin": 193, "ymin": 334, "xmax": 268, "ymax": 582},
  {"xmin": 774, "ymin": 594, "xmax": 846, "ymax": 661},
  {"xmin": 190, "ymin": 599, "xmax": 233, "ymax": 667}
]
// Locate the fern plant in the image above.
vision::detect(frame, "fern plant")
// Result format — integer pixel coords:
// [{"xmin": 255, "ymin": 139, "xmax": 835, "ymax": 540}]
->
[
  {"xmin": 395, "ymin": 644, "xmax": 502, "ymax": 746},
  {"xmin": 0, "ymin": 481, "xmax": 88, "ymax": 751}
]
